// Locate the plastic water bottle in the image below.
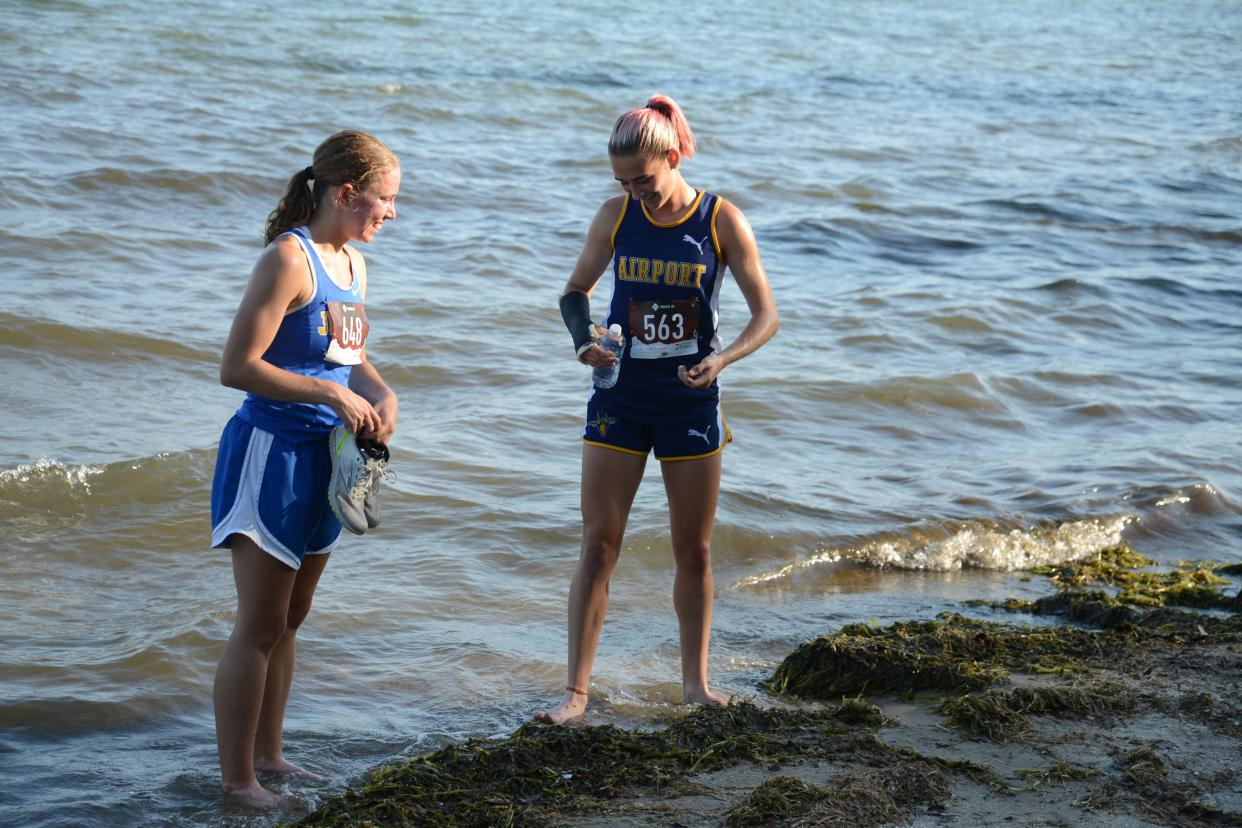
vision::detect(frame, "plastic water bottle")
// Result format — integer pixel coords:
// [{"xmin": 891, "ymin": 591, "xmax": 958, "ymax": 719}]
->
[{"xmin": 592, "ymin": 323, "xmax": 625, "ymax": 389}]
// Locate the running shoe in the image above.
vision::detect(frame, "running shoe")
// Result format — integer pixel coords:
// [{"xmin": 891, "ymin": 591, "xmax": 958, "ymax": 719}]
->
[
  {"xmin": 355, "ymin": 436, "xmax": 391, "ymax": 529},
  {"xmin": 328, "ymin": 425, "xmax": 370, "ymax": 535}
]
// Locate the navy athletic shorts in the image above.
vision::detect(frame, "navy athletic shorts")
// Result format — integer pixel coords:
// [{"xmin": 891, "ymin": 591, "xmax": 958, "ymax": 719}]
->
[{"xmin": 581, "ymin": 395, "xmax": 731, "ymax": 461}]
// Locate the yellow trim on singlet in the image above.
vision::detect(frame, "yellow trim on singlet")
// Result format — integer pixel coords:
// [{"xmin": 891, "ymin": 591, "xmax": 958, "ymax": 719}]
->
[
  {"xmin": 582, "ymin": 439, "xmax": 648, "ymax": 457},
  {"xmin": 609, "ymin": 197, "xmax": 629, "ymax": 249},
  {"xmin": 640, "ymin": 189, "xmax": 706, "ymax": 228},
  {"xmin": 709, "ymin": 197, "xmax": 724, "ymax": 265}
]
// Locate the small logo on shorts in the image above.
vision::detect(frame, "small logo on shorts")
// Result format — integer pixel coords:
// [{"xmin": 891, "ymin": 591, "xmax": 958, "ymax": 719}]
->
[
  {"xmin": 682, "ymin": 234, "xmax": 708, "ymax": 255},
  {"xmin": 687, "ymin": 425, "xmax": 713, "ymax": 445},
  {"xmin": 590, "ymin": 413, "xmax": 617, "ymax": 436}
]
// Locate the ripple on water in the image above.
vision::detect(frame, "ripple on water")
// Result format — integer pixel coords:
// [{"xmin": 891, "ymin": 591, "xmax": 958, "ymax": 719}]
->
[{"xmin": 4, "ymin": 1, "xmax": 1242, "ymax": 825}]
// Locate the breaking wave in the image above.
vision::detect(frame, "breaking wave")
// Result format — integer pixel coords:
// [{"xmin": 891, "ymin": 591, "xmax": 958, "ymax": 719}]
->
[{"xmin": 734, "ymin": 516, "xmax": 1132, "ymax": 588}]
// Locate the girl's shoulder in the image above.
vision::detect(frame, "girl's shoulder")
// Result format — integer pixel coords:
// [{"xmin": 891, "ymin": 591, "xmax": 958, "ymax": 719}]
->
[
  {"xmin": 598, "ymin": 194, "xmax": 628, "ymax": 219},
  {"xmin": 344, "ymin": 243, "xmax": 368, "ymax": 297}
]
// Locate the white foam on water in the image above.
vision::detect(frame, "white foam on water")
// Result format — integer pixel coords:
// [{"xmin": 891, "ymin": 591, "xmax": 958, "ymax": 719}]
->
[
  {"xmin": 734, "ymin": 548, "xmax": 845, "ymax": 589},
  {"xmin": 0, "ymin": 457, "xmax": 105, "ymax": 494},
  {"xmin": 733, "ymin": 516, "xmax": 1133, "ymax": 588},
  {"xmin": 1152, "ymin": 483, "xmax": 1236, "ymax": 515}
]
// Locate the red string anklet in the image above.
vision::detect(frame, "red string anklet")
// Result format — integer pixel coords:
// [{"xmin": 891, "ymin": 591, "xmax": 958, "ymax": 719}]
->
[{"xmin": 566, "ymin": 685, "xmax": 588, "ymax": 697}]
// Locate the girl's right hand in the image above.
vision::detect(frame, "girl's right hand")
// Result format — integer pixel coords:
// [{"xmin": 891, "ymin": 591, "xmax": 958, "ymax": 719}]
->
[
  {"xmin": 329, "ymin": 387, "xmax": 381, "ymax": 435},
  {"xmin": 578, "ymin": 325, "xmax": 619, "ymax": 369}
]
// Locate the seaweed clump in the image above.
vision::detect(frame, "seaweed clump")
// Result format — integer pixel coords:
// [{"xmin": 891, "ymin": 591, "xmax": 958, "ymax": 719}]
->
[
  {"xmin": 764, "ymin": 614, "xmax": 1107, "ymax": 700},
  {"xmin": 723, "ymin": 761, "xmax": 951, "ymax": 828},
  {"xmin": 1119, "ymin": 745, "xmax": 1241, "ymax": 827},
  {"xmin": 722, "ymin": 776, "xmax": 827, "ymax": 827},
  {"xmin": 1002, "ymin": 589, "xmax": 1242, "ymax": 639},
  {"xmin": 1016, "ymin": 761, "xmax": 1099, "ymax": 787},
  {"xmin": 975, "ymin": 545, "xmax": 1242, "ymax": 639},
  {"xmin": 939, "ymin": 680, "xmax": 1136, "ymax": 741},
  {"xmin": 294, "ymin": 700, "xmax": 893, "ymax": 827},
  {"xmin": 1032, "ymin": 545, "xmax": 1234, "ymax": 610}
]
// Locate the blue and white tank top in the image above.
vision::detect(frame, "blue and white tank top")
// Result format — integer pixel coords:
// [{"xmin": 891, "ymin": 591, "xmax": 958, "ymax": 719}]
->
[
  {"xmin": 596, "ymin": 190, "xmax": 724, "ymax": 420},
  {"xmin": 235, "ymin": 226, "xmax": 368, "ymax": 442}
]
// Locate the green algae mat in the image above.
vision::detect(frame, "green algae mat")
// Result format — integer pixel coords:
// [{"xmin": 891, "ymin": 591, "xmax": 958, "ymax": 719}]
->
[{"xmin": 293, "ymin": 547, "xmax": 1242, "ymax": 827}]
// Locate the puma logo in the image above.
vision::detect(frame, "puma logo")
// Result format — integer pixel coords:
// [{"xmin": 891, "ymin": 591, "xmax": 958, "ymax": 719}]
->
[
  {"xmin": 682, "ymin": 234, "xmax": 708, "ymax": 255},
  {"xmin": 687, "ymin": 425, "xmax": 713, "ymax": 445}
]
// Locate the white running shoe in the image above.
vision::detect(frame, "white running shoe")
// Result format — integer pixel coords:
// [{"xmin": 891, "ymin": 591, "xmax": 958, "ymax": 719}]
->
[
  {"xmin": 355, "ymin": 437, "xmax": 391, "ymax": 529},
  {"xmin": 328, "ymin": 426, "xmax": 370, "ymax": 535}
]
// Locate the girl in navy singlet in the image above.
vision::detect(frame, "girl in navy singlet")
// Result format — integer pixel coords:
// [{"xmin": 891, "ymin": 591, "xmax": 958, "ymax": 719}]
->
[
  {"xmin": 538, "ymin": 95, "xmax": 780, "ymax": 724},
  {"xmin": 210, "ymin": 131, "xmax": 401, "ymax": 807}
]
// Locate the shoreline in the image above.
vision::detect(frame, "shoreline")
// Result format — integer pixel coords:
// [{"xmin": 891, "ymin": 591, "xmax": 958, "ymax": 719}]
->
[{"xmin": 291, "ymin": 549, "xmax": 1242, "ymax": 827}]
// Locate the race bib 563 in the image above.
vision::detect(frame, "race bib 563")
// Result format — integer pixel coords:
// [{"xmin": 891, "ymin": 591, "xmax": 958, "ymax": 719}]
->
[{"xmin": 627, "ymin": 298, "xmax": 699, "ymax": 359}]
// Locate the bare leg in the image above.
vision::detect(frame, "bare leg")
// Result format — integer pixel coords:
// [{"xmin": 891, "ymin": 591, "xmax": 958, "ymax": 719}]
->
[
  {"xmin": 662, "ymin": 453, "xmax": 726, "ymax": 706},
  {"xmin": 253, "ymin": 551, "xmax": 330, "ymax": 782},
  {"xmin": 535, "ymin": 445, "xmax": 646, "ymax": 724},
  {"xmin": 213, "ymin": 537, "xmax": 297, "ymax": 807}
]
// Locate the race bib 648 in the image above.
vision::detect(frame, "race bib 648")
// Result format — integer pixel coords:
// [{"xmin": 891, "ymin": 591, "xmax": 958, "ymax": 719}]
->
[{"xmin": 322, "ymin": 301, "xmax": 369, "ymax": 365}]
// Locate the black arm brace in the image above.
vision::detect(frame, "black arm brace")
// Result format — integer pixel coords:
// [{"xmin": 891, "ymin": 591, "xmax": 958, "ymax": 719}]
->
[{"xmin": 559, "ymin": 290, "xmax": 595, "ymax": 355}]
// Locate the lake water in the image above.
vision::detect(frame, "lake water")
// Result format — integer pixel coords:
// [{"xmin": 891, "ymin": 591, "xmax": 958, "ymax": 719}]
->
[{"xmin": 1, "ymin": 1, "xmax": 1240, "ymax": 824}]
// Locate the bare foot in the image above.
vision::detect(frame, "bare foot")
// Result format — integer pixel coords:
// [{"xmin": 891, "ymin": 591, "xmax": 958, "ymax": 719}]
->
[
  {"xmin": 254, "ymin": 757, "xmax": 331, "ymax": 784},
  {"xmin": 534, "ymin": 689, "xmax": 588, "ymax": 724},
  {"xmin": 684, "ymin": 686, "xmax": 727, "ymax": 706},
  {"xmin": 221, "ymin": 780, "xmax": 282, "ymax": 809}
]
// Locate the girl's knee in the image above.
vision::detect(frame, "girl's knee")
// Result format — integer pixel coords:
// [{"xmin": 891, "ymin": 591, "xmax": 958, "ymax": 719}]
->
[
  {"xmin": 674, "ymin": 542, "xmax": 712, "ymax": 575},
  {"xmin": 578, "ymin": 541, "xmax": 620, "ymax": 580},
  {"xmin": 235, "ymin": 615, "xmax": 288, "ymax": 654},
  {"xmin": 286, "ymin": 597, "xmax": 314, "ymax": 631}
]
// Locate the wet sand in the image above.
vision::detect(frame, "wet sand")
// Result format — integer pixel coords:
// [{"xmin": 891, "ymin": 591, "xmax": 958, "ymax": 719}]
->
[{"xmin": 291, "ymin": 550, "xmax": 1242, "ymax": 827}]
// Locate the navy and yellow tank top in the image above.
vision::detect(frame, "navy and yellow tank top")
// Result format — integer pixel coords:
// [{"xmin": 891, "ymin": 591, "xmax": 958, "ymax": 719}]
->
[
  {"xmin": 596, "ymin": 190, "xmax": 724, "ymax": 420},
  {"xmin": 236, "ymin": 226, "xmax": 368, "ymax": 442}
]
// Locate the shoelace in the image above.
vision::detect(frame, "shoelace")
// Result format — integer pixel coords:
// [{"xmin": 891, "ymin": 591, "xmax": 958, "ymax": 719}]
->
[
  {"xmin": 348, "ymin": 457, "xmax": 392, "ymax": 501},
  {"xmin": 345, "ymin": 472, "xmax": 371, "ymax": 502},
  {"xmin": 345, "ymin": 459, "xmax": 379, "ymax": 502}
]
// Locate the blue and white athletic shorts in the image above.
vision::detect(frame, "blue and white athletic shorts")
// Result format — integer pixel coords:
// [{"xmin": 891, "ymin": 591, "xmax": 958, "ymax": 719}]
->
[
  {"xmin": 582, "ymin": 396, "xmax": 732, "ymax": 461},
  {"xmin": 211, "ymin": 416, "xmax": 340, "ymax": 568}
]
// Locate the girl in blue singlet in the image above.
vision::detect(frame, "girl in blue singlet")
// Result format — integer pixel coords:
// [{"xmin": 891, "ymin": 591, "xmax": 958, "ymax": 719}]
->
[
  {"xmin": 537, "ymin": 95, "xmax": 780, "ymax": 724},
  {"xmin": 210, "ymin": 130, "xmax": 401, "ymax": 807}
]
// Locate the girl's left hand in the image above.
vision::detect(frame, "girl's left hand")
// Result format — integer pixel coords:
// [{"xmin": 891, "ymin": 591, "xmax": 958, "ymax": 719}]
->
[
  {"xmin": 360, "ymin": 394, "xmax": 399, "ymax": 444},
  {"xmin": 678, "ymin": 354, "xmax": 725, "ymax": 388}
]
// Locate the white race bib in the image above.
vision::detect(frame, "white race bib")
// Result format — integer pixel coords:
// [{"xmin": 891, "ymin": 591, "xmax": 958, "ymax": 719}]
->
[
  {"xmin": 323, "ymin": 301, "xmax": 368, "ymax": 365},
  {"xmin": 627, "ymin": 298, "xmax": 700, "ymax": 359}
]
